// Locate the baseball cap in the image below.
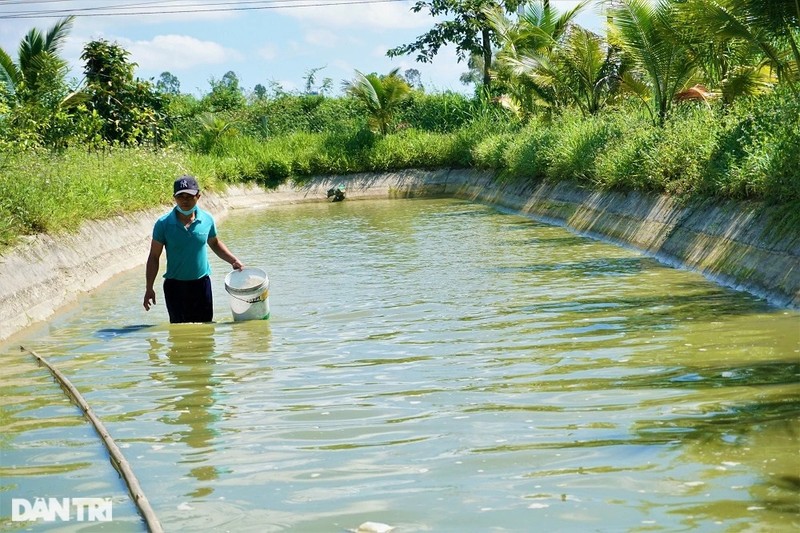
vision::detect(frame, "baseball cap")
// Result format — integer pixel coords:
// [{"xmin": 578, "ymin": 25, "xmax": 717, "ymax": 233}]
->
[{"xmin": 173, "ymin": 175, "xmax": 199, "ymax": 196}]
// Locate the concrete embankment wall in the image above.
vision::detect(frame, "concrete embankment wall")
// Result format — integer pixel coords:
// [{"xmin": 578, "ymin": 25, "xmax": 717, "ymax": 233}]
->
[{"xmin": 1, "ymin": 170, "xmax": 797, "ymax": 342}]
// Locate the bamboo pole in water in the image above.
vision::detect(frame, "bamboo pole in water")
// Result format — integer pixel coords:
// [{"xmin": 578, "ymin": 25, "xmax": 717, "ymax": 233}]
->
[{"xmin": 20, "ymin": 345, "xmax": 164, "ymax": 533}]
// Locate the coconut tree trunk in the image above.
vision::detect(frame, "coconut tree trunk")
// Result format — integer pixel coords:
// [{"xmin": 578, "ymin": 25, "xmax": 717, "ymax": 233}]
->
[{"xmin": 482, "ymin": 27, "xmax": 492, "ymax": 91}]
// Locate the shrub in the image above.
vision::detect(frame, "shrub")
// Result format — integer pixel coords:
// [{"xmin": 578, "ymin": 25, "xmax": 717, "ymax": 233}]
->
[
  {"xmin": 547, "ymin": 111, "xmax": 620, "ymax": 184},
  {"xmin": 594, "ymin": 108, "xmax": 660, "ymax": 192},
  {"xmin": 643, "ymin": 104, "xmax": 722, "ymax": 197},
  {"xmin": 243, "ymin": 95, "xmax": 366, "ymax": 138},
  {"xmin": 397, "ymin": 92, "xmax": 477, "ymax": 132},
  {"xmin": 502, "ymin": 119, "xmax": 556, "ymax": 180},
  {"xmin": 708, "ymin": 89, "xmax": 800, "ymax": 203},
  {"xmin": 472, "ymin": 133, "xmax": 516, "ymax": 170}
]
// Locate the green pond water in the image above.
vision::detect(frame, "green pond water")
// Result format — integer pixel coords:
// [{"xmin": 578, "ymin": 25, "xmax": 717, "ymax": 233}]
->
[{"xmin": 1, "ymin": 197, "xmax": 798, "ymax": 532}]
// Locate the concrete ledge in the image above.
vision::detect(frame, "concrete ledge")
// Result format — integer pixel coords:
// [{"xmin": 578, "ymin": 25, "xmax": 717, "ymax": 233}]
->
[{"xmin": 1, "ymin": 170, "xmax": 797, "ymax": 342}]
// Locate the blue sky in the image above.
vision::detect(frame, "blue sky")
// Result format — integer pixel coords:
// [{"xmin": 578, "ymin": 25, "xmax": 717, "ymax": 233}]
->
[{"xmin": 0, "ymin": 0, "xmax": 604, "ymax": 97}]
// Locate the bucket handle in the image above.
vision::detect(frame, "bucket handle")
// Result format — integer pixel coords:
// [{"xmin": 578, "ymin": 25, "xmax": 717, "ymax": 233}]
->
[{"xmin": 226, "ymin": 287, "xmax": 268, "ymax": 304}]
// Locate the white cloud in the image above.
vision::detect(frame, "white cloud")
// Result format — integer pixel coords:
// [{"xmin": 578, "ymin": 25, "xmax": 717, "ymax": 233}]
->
[
  {"xmin": 332, "ymin": 58, "xmax": 354, "ymax": 74},
  {"xmin": 117, "ymin": 34, "xmax": 243, "ymax": 71}
]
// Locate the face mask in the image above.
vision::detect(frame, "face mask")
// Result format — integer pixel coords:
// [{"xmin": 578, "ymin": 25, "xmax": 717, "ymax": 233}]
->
[{"xmin": 176, "ymin": 205, "xmax": 197, "ymax": 216}]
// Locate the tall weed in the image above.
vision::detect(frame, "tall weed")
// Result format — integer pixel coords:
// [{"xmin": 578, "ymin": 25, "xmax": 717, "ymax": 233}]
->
[
  {"xmin": 594, "ymin": 109, "xmax": 660, "ymax": 191},
  {"xmin": 642, "ymin": 105, "xmax": 722, "ymax": 197},
  {"xmin": 397, "ymin": 92, "xmax": 477, "ymax": 132},
  {"xmin": 547, "ymin": 112, "xmax": 620, "ymax": 184},
  {"xmin": 709, "ymin": 89, "xmax": 800, "ymax": 202},
  {"xmin": 502, "ymin": 120, "xmax": 556, "ymax": 180},
  {"xmin": 472, "ymin": 133, "xmax": 516, "ymax": 170},
  {"xmin": 0, "ymin": 147, "xmax": 188, "ymax": 246},
  {"xmin": 368, "ymin": 130, "xmax": 462, "ymax": 171}
]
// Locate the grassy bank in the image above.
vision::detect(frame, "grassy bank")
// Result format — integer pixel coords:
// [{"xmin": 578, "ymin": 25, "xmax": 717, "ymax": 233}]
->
[{"xmin": 1, "ymin": 90, "xmax": 798, "ymax": 251}]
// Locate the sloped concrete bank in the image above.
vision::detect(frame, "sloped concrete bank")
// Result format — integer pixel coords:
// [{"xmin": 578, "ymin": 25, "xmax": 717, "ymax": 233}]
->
[{"xmin": 1, "ymin": 169, "xmax": 797, "ymax": 342}]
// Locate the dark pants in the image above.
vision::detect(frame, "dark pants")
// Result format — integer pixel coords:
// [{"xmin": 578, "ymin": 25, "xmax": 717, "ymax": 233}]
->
[{"xmin": 163, "ymin": 276, "xmax": 213, "ymax": 323}]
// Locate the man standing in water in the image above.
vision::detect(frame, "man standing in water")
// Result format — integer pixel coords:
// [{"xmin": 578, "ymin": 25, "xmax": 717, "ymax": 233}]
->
[{"xmin": 143, "ymin": 175, "xmax": 244, "ymax": 323}]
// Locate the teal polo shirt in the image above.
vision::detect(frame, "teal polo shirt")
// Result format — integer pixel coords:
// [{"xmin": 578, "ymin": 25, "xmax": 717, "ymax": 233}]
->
[{"xmin": 153, "ymin": 207, "xmax": 217, "ymax": 280}]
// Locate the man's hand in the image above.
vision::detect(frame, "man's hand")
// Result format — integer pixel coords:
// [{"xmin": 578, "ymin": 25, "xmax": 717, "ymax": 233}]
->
[{"xmin": 143, "ymin": 289, "xmax": 157, "ymax": 311}]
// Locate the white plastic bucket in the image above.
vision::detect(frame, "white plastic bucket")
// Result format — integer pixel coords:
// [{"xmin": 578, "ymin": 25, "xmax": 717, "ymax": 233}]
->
[{"xmin": 224, "ymin": 267, "xmax": 270, "ymax": 321}]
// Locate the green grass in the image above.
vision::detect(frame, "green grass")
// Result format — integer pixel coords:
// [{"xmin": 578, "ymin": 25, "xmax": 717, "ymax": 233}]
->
[
  {"xmin": 0, "ymin": 147, "xmax": 195, "ymax": 246},
  {"xmin": 1, "ymin": 89, "xmax": 798, "ymax": 252}
]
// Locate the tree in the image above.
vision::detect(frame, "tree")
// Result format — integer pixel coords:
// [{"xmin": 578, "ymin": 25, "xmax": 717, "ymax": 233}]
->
[
  {"xmin": 341, "ymin": 68, "xmax": 411, "ymax": 135},
  {"xmin": 609, "ymin": 0, "xmax": 698, "ymax": 125},
  {"xmin": 195, "ymin": 112, "xmax": 237, "ymax": 153},
  {"xmin": 724, "ymin": 0, "xmax": 800, "ymax": 91},
  {"xmin": 156, "ymin": 71, "xmax": 181, "ymax": 95},
  {"xmin": 0, "ymin": 16, "xmax": 74, "ymax": 100},
  {"xmin": 1, "ymin": 53, "xmax": 91, "ymax": 148},
  {"xmin": 404, "ymin": 68, "xmax": 423, "ymax": 90},
  {"xmin": 557, "ymin": 26, "xmax": 622, "ymax": 115},
  {"xmin": 0, "ymin": 16, "xmax": 89, "ymax": 147},
  {"xmin": 387, "ymin": 0, "xmax": 524, "ymax": 92},
  {"xmin": 204, "ymin": 70, "xmax": 246, "ymax": 112},
  {"xmin": 81, "ymin": 39, "xmax": 166, "ymax": 145},
  {"xmin": 672, "ymin": 0, "xmax": 798, "ymax": 100},
  {"xmin": 253, "ymin": 83, "xmax": 267, "ymax": 99},
  {"xmin": 459, "ymin": 52, "xmax": 486, "ymax": 87},
  {"xmin": 486, "ymin": 1, "xmax": 611, "ymax": 117}
]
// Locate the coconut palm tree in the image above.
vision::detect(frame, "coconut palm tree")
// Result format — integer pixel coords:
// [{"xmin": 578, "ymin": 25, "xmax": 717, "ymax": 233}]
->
[
  {"xmin": 731, "ymin": 0, "xmax": 799, "ymax": 89},
  {"xmin": 0, "ymin": 16, "xmax": 88, "ymax": 147},
  {"xmin": 485, "ymin": 0, "xmax": 600, "ymax": 117},
  {"xmin": 0, "ymin": 16, "xmax": 75, "ymax": 101},
  {"xmin": 671, "ymin": 1, "xmax": 773, "ymax": 104},
  {"xmin": 557, "ymin": 26, "xmax": 622, "ymax": 116},
  {"xmin": 673, "ymin": 0, "xmax": 797, "ymax": 99},
  {"xmin": 194, "ymin": 112, "xmax": 237, "ymax": 154},
  {"xmin": 342, "ymin": 68, "xmax": 411, "ymax": 135},
  {"xmin": 608, "ymin": 0, "xmax": 698, "ymax": 125}
]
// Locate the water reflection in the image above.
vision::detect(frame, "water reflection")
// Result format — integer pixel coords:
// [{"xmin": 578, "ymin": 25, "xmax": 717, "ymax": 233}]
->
[
  {"xmin": 223, "ymin": 319, "xmax": 273, "ymax": 358},
  {"xmin": 488, "ymin": 256, "xmax": 648, "ymax": 277},
  {"xmin": 640, "ymin": 396, "xmax": 800, "ymax": 524},
  {"xmin": 147, "ymin": 324, "xmax": 222, "ymax": 498}
]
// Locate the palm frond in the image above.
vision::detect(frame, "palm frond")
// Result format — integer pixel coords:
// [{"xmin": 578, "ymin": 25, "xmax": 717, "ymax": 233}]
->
[
  {"xmin": 0, "ymin": 47, "xmax": 21, "ymax": 94},
  {"xmin": 61, "ymin": 88, "xmax": 89, "ymax": 109},
  {"xmin": 343, "ymin": 68, "xmax": 409, "ymax": 135},
  {"xmin": 18, "ymin": 28, "xmax": 45, "ymax": 75},
  {"xmin": 44, "ymin": 16, "xmax": 74, "ymax": 54},
  {"xmin": 720, "ymin": 64, "xmax": 776, "ymax": 101}
]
